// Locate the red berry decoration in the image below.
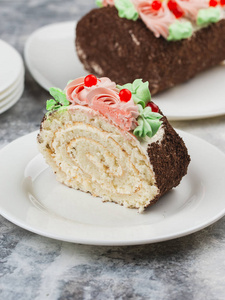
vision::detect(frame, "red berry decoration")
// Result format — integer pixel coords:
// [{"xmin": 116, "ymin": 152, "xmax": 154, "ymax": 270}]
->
[
  {"xmin": 84, "ymin": 74, "xmax": 98, "ymax": 87},
  {"xmin": 209, "ymin": 0, "xmax": 218, "ymax": 6},
  {"xmin": 168, "ymin": 0, "xmax": 177, "ymax": 10},
  {"xmin": 152, "ymin": 0, "xmax": 162, "ymax": 11},
  {"xmin": 172, "ymin": 7, "xmax": 184, "ymax": 18},
  {"xmin": 147, "ymin": 101, "xmax": 159, "ymax": 113},
  {"xmin": 220, "ymin": 0, "xmax": 225, "ymax": 5},
  {"xmin": 168, "ymin": 0, "xmax": 184, "ymax": 18},
  {"xmin": 119, "ymin": 89, "xmax": 132, "ymax": 102}
]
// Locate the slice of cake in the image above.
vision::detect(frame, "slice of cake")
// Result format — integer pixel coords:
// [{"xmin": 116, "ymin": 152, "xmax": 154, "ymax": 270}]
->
[
  {"xmin": 76, "ymin": 1, "xmax": 225, "ymax": 95},
  {"xmin": 37, "ymin": 75, "xmax": 190, "ymax": 212}
]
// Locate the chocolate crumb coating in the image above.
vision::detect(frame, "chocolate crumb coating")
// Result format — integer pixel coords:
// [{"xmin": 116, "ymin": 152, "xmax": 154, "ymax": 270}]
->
[
  {"xmin": 76, "ymin": 7, "xmax": 225, "ymax": 95},
  {"xmin": 148, "ymin": 115, "xmax": 190, "ymax": 206}
]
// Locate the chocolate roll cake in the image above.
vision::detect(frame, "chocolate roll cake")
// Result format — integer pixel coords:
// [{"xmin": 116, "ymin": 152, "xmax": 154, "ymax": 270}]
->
[
  {"xmin": 76, "ymin": 1, "xmax": 225, "ymax": 95},
  {"xmin": 37, "ymin": 75, "xmax": 190, "ymax": 212}
]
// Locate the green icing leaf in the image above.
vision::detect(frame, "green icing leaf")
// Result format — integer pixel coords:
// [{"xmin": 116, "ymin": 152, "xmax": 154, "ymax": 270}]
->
[
  {"xmin": 96, "ymin": 0, "xmax": 103, "ymax": 7},
  {"xmin": 197, "ymin": 7, "xmax": 221, "ymax": 26},
  {"xmin": 49, "ymin": 87, "xmax": 70, "ymax": 106},
  {"xmin": 53, "ymin": 105, "xmax": 62, "ymax": 110},
  {"xmin": 132, "ymin": 79, "xmax": 143, "ymax": 91},
  {"xmin": 141, "ymin": 106, "xmax": 162, "ymax": 119},
  {"xmin": 167, "ymin": 21, "xmax": 193, "ymax": 41},
  {"xmin": 133, "ymin": 104, "xmax": 163, "ymax": 138},
  {"xmin": 46, "ymin": 87, "xmax": 70, "ymax": 113},
  {"xmin": 117, "ymin": 79, "xmax": 151, "ymax": 108},
  {"xmin": 146, "ymin": 119, "xmax": 162, "ymax": 137},
  {"xmin": 134, "ymin": 118, "xmax": 150, "ymax": 138},
  {"xmin": 114, "ymin": 0, "xmax": 139, "ymax": 21},
  {"xmin": 46, "ymin": 99, "xmax": 57, "ymax": 111},
  {"xmin": 132, "ymin": 80, "xmax": 151, "ymax": 107},
  {"xmin": 117, "ymin": 83, "xmax": 133, "ymax": 93}
]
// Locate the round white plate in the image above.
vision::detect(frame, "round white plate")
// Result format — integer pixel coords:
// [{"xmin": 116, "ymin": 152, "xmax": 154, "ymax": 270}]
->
[
  {"xmin": 0, "ymin": 65, "xmax": 24, "ymax": 101},
  {"xmin": 153, "ymin": 62, "xmax": 225, "ymax": 120},
  {"xmin": 24, "ymin": 21, "xmax": 225, "ymax": 121},
  {"xmin": 0, "ymin": 80, "xmax": 24, "ymax": 108},
  {"xmin": 0, "ymin": 130, "xmax": 225, "ymax": 246},
  {"xmin": 0, "ymin": 82, "xmax": 24, "ymax": 114},
  {"xmin": 24, "ymin": 21, "xmax": 87, "ymax": 91},
  {"xmin": 0, "ymin": 39, "xmax": 24, "ymax": 93}
]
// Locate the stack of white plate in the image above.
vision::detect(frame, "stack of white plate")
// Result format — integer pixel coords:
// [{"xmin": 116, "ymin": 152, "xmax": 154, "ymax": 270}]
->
[{"xmin": 0, "ymin": 39, "xmax": 25, "ymax": 114}]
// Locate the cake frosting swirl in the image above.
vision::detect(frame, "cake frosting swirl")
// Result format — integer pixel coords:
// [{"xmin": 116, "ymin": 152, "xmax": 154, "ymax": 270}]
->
[
  {"xmin": 97, "ymin": 0, "xmax": 225, "ymax": 40},
  {"xmin": 132, "ymin": 1, "xmax": 175, "ymax": 38},
  {"xmin": 176, "ymin": 0, "xmax": 208, "ymax": 20},
  {"xmin": 47, "ymin": 75, "xmax": 163, "ymax": 137}
]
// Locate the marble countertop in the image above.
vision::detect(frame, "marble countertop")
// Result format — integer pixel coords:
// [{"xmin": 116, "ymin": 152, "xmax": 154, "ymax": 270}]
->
[{"xmin": 0, "ymin": 1, "xmax": 225, "ymax": 299}]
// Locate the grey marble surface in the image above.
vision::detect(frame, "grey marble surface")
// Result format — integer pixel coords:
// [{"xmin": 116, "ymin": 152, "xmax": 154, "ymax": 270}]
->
[{"xmin": 0, "ymin": 1, "xmax": 225, "ymax": 299}]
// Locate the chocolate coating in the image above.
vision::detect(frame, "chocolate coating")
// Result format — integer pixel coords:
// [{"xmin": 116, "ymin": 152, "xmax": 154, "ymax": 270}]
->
[
  {"xmin": 148, "ymin": 114, "xmax": 190, "ymax": 206},
  {"xmin": 76, "ymin": 7, "xmax": 225, "ymax": 95}
]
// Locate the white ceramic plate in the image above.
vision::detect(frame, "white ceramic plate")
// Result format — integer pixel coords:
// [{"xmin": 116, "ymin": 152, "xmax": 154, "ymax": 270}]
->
[
  {"xmin": 24, "ymin": 21, "xmax": 87, "ymax": 91},
  {"xmin": 0, "ymin": 65, "xmax": 24, "ymax": 101},
  {"xmin": 0, "ymin": 39, "xmax": 24, "ymax": 93},
  {"xmin": 0, "ymin": 83, "xmax": 24, "ymax": 114},
  {"xmin": 153, "ymin": 62, "xmax": 225, "ymax": 120},
  {"xmin": 1, "ymin": 130, "xmax": 225, "ymax": 246},
  {"xmin": 0, "ymin": 81, "xmax": 24, "ymax": 108},
  {"xmin": 24, "ymin": 21, "xmax": 225, "ymax": 121}
]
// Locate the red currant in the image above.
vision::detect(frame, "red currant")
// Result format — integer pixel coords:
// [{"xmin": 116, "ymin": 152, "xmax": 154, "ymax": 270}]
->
[
  {"xmin": 119, "ymin": 89, "xmax": 132, "ymax": 102},
  {"xmin": 168, "ymin": 0, "xmax": 184, "ymax": 18},
  {"xmin": 84, "ymin": 74, "xmax": 98, "ymax": 87},
  {"xmin": 147, "ymin": 101, "xmax": 159, "ymax": 113},
  {"xmin": 168, "ymin": 0, "xmax": 177, "ymax": 11},
  {"xmin": 209, "ymin": 0, "xmax": 218, "ymax": 6},
  {"xmin": 173, "ymin": 7, "xmax": 184, "ymax": 18},
  {"xmin": 220, "ymin": 0, "xmax": 225, "ymax": 5},
  {"xmin": 152, "ymin": 0, "xmax": 162, "ymax": 11}
]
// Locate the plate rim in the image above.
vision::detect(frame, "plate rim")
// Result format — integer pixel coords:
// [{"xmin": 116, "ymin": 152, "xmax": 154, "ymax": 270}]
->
[
  {"xmin": 0, "ymin": 39, "xmax": 24, "ymax": 93},
  {"xmin": 1, "ymin": 130, "xmax": 225, "ymax": 246},
  {"xmin": 0, "ymin": 64, "xmax": 25, "ymax": 101},
  {"xmin": 24, "ymin": 21, "xmax": 76, "ymax": 92},
  {"xmin": 0, "ymin": 83, "xmax": 24, "ymax": 114}
]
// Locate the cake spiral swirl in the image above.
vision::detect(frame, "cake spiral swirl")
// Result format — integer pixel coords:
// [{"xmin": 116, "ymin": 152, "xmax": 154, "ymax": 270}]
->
[{"xmin": 38, "ymin": 106, "xmax": 161, "ymax": 211}]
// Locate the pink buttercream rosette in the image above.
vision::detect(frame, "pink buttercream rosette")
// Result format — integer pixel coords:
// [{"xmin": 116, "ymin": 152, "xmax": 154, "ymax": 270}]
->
[
  {"xmin": 99, "ymin": 0, "xmax": 213, "ymax": 39},
  {"xmin": 132, "ymin": 0, "xmax": 175, "ymax": 39},
  {"xmin": 175, "ymin": 0, "xmax": 208, "ymax": 20},
  {"xmin": 66, "ymin": 77, "xmax": 118, "ymax": 105},
  {"xmin": 65, "ymin": 77, "xmax": 139, "ymax": 131}
]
